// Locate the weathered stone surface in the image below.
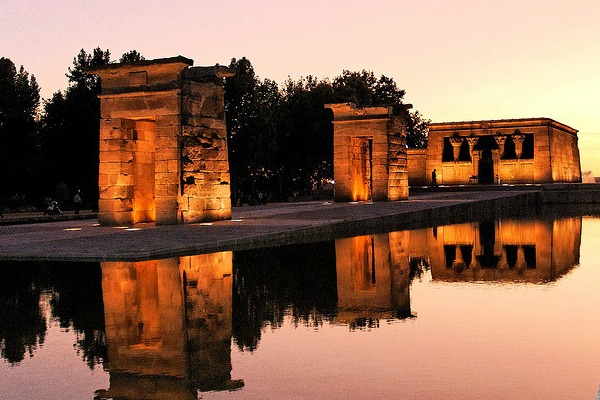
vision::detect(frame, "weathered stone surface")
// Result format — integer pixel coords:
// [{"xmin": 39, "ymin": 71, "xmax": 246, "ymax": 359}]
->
[
  {"xmin": 414, "ymin": 118, "xmax": 580, "ymax": 186},
  {"xmin": 89, "ymin": 57, "xmax": 232, "ymax": 226},
  {"xmin": 326, "ymin": 103, "xmax": 409, "ymax": 202}
]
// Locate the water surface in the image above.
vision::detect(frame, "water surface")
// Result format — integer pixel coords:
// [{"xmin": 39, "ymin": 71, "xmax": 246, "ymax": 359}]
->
[{"xmin": 1, "ymin": 215, "xmax": 599, "ymax": 399}]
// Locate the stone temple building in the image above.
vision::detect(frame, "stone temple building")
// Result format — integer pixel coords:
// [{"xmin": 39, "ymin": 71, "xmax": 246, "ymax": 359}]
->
[
  {"xmin": 88, "ymin": 56, "xmax": 233, "ymax": 225},
  {"xmin": 408, "ymin": 118, "xmax": 581, "ymax": 186},
  {"xmin": 326, "ymin": 103, "xmax": 409, "ymax": 202}
]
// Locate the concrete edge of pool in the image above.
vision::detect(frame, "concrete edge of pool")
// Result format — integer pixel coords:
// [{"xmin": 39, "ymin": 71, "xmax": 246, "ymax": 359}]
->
[{"xmin": 2, "ymin": 185, "xmax": 600, "ymax": 262}]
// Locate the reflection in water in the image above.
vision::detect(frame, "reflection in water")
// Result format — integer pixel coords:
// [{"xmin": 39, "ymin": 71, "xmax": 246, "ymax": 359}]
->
[
  {"xmin": 232, "ymin": 242, "xmax": 338, "ymax": 351},
  {"xmin": 95, "ymin": 253, "xmax": 243, "ymax": 400},
  {"xmin": 0, "ymin": 216, "xmax": 585, "ymax": 399},
  {"xmin": 0, "ymin": 262, "xmax": 105, "ymax": 367},
  {"xmin": 409, "ymin": 218, "xmax": 581, "ymax": 283},
  {"xmin": 335, "ymin": 232, "xmax": 413, "ymax": 327},
  {"xmin": 0, "ymin": 262, "xmax": 47, "ymax": 364}
]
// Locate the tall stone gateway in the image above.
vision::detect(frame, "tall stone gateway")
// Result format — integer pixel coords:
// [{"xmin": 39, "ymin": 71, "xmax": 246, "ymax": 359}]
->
[
  {"xmin": 326, "ymin": 103, "xmax": 409, "ymax": 202},
  {"xmin": 88, "ymin": 56, "xmax": 233, "ymax": 225}
]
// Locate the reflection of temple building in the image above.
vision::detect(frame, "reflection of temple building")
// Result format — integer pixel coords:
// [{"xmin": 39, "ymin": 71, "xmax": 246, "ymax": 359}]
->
[
  {"xmin": 333, "ymin": 217, "xmax": 581, "ymax": 329},
  {"xmin": 408, "ymin": 218, "xmax": 581, "ymax": 283},
  {"xmin": 335, "ymin": 232, "xmax": 412, "ymax": 327},
  {"xmin": 408, "ymin": 118, "xmax": 581, "ymax": 185},
  {"xmin": 95, "ymin": 253, "xmax": 242, "ymax": 400}
]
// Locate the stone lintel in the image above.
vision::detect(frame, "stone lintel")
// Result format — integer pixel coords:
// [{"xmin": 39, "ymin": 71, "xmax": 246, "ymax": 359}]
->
[
  {"xmin": 429, "ymin": 118, "xmax": 578, "ymax": 136},
  {"xmin": 183, "ymin": 65, "xmax": 236, "ymax": 83}
]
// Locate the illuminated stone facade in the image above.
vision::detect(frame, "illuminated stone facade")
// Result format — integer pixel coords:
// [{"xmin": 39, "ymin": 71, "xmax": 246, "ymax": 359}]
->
[
  {"xmin": 326, "ymin": 103, "xmax": 409, "ymax": 202},
  {"xmin": 89, "ymin": 56, "xmax": 233, "ymax": 225},
  {"xmin": 408, "ymin": 118, "xmax": 581, "ymax": 186}
]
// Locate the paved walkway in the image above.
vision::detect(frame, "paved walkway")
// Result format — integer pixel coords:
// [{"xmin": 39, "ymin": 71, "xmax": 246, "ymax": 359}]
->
[{"xmin": 0, "ymin": 190, "xmax": 542, "ymax": 262}]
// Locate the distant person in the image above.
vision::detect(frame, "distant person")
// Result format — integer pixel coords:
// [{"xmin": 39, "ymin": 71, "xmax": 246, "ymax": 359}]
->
[
  {"xmin": 73, "ymin": 190, "xmax": 82, "ymax": 215},
  {"xmin": 45, "ymin": 200, "xmax": 61, "ymax": 216},
  {"xmin": 431, "ymin": 169, "xmax": 438, "ymax": 187}
]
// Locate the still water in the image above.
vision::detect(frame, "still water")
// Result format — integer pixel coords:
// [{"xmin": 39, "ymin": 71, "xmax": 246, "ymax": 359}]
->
[{"xmin": 1, "ymin": 215, "xmax": 600, "ymax": 399}]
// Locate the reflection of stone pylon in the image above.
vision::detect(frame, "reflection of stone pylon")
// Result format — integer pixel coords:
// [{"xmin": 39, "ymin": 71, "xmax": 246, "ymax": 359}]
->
[
  {"xmin": 180, "ymin": 253, "xmax": 244, "ymax": 393},
  {"xmin": 98, "ymin": 254, "xmax": 242, "ymax": 400}
]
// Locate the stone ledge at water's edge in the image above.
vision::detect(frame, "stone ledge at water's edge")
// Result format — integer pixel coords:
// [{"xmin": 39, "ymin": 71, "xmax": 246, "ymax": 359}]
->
[{"xmin": 1, "ymin": 185, "xmax": 600, "ymax": 262}]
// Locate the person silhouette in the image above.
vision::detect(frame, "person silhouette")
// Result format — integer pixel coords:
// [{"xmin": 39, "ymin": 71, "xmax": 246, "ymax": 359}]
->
[{"xmin": 431, "ymin": 169, "xmax": 438, "ymax": 187}]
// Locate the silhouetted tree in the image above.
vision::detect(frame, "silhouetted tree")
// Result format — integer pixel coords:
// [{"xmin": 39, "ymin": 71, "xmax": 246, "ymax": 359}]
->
[
  {"xmin": 225, "ymin": 58, "xmax": 282, "ymax": 202},
  {"xmin": 119, "ymin": 50, "xmax": 145, "ymax": 63},
  {"xmin": 40, "ymin": 48, "xmax": 147, "ymax": 209},
  {"xmin": 406, "ymin": 110, "xmax": 430, "ymax": 148},
  {"xmin": 0, "ymin": 58, "xmax": 40, "ymax": 199},
  {"xmin": 278, "ymin": 76, "xmax": 334, "ymax": 197}
]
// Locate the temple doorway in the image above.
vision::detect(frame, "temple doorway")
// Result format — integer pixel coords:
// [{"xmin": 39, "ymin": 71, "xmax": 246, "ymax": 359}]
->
[
  {"xmin": 125, "ymin": 119, "xmax": 157, "ymax": 223},
  {"xmin": 351, "ymin": 137, "xmax": 372, "ymax": 201},
  {"xmin": 478, "ymin": 149, "xmax": 494, "ymax": 184}
]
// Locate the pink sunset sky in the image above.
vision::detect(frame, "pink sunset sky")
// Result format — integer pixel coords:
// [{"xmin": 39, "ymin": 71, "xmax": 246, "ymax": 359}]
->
[{"xmin": 3, "ymin": 0, "xmax": 599, "ymax": 173}]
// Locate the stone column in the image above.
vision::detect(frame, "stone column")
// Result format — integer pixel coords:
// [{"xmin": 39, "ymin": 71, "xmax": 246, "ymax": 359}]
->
[
  {"xmin": 449, "ymin": 135, "xmax": 464, "ymax": 161},
  {"xmin": 494, "ymin": 134, "xmax": 507, "ymax": 158},
  {"xmin": 493, "ymin": 134, "xmax": 506, "ymax": 184},
  {"xmin": 466, "ymin": 135, "xmax": 479, "ymax": 177},
  {"xmin": 512, "ymin": 134, "xmax": 525, "ymax": 159}
]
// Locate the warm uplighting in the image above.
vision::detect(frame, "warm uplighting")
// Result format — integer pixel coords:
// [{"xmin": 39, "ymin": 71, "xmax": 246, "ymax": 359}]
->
[
  {"xmin": 125, "ymin": 228, "xmax": 142, "ymax": 231},
  {"xmin": 199, "ymin": 222, "xmax": 213, "ymax": 226},
  {"xmin": 230, "ymin": 219, "xmax": 243, "ymax": 222},
  {"xmin": 63, "ymin": 228, "xmax": 82, "ymax": 231},
  {"xmin": 113, "ymin": 226, "xmax": 130, "ymax": 229}
]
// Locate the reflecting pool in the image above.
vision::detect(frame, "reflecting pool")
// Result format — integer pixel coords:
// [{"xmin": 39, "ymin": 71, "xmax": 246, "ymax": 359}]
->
[{"xmin": 1, "ymin": 215, "xmax": 600, "ymax": 399}]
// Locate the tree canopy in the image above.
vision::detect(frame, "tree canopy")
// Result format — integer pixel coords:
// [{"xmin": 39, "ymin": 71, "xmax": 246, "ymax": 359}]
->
[
  {"xmin": 38, "ymin": 47, "xmax": 112, "ymax": 208},
  {"xmin": 0, "ymin": 58, "xmax": 40, "ymax": 199}
]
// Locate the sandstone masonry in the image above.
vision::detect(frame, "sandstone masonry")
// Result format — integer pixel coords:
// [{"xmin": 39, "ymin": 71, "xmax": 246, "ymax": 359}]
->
[{"xmin": 88, "ymin": 56, "xmax": 233, "ymax": 225}]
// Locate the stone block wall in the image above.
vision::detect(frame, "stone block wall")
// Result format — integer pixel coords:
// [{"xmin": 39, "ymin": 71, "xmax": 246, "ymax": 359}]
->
[
  {"xmin": 407, "ymin": 149, "xmax": 428, "ymax": 186},
  {"xmin": 326, "ymin": 103, "xmax": 409, "ymax": 202},
  {"xmin": 89, "ymin": 57, "xmax": 233, "ymax": 225},
  {"xmin": 180, "ymin": 82, "xmax": 231, "ymax": 223},
  {"xmin": 416, "ymin": 118, "xmax": 580, "ymax": 186},
  {"xmin": 549, "ymin": 125, "xmax": 582, "ymax": 182}
]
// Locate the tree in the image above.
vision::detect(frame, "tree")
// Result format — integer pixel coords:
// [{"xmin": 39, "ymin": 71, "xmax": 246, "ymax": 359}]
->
[
  {"xmin": 40, "ymin": 48, "xmax": 148, "ymax": 209},
  {"xmin": 406, "ymin": 110, "xmax": 430, "ymax": 148},
  {"xmin": 0, "ymin": 58, "xmax": 40, "ymax": 199},
  {"xmin": 119, "ymin": 50, "xmax": 145, "ymax": 63},
  {"xmin": 278, "ymin": 76, "xmax": 334, "ymax": 196},
  {"xmin": 39, "ymin": 48, "xmax": 111, "ymax": 208},
  {"xmin": 224, "ymin": 57, "xmax": 282, "ymax": 202}
]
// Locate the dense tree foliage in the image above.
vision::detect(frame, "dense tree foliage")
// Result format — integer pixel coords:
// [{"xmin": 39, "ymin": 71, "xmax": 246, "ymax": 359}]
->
[
  {"xmin": 38, "ymin": 48, "xmax": 111, "ymax": 209},
  {"xmin": 0, "ymin": 58, "xmax": 40, "ymax": 200},
  {"xmin": 119, "ymin": 50, "xmax": 145, "ymax": 63}
]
